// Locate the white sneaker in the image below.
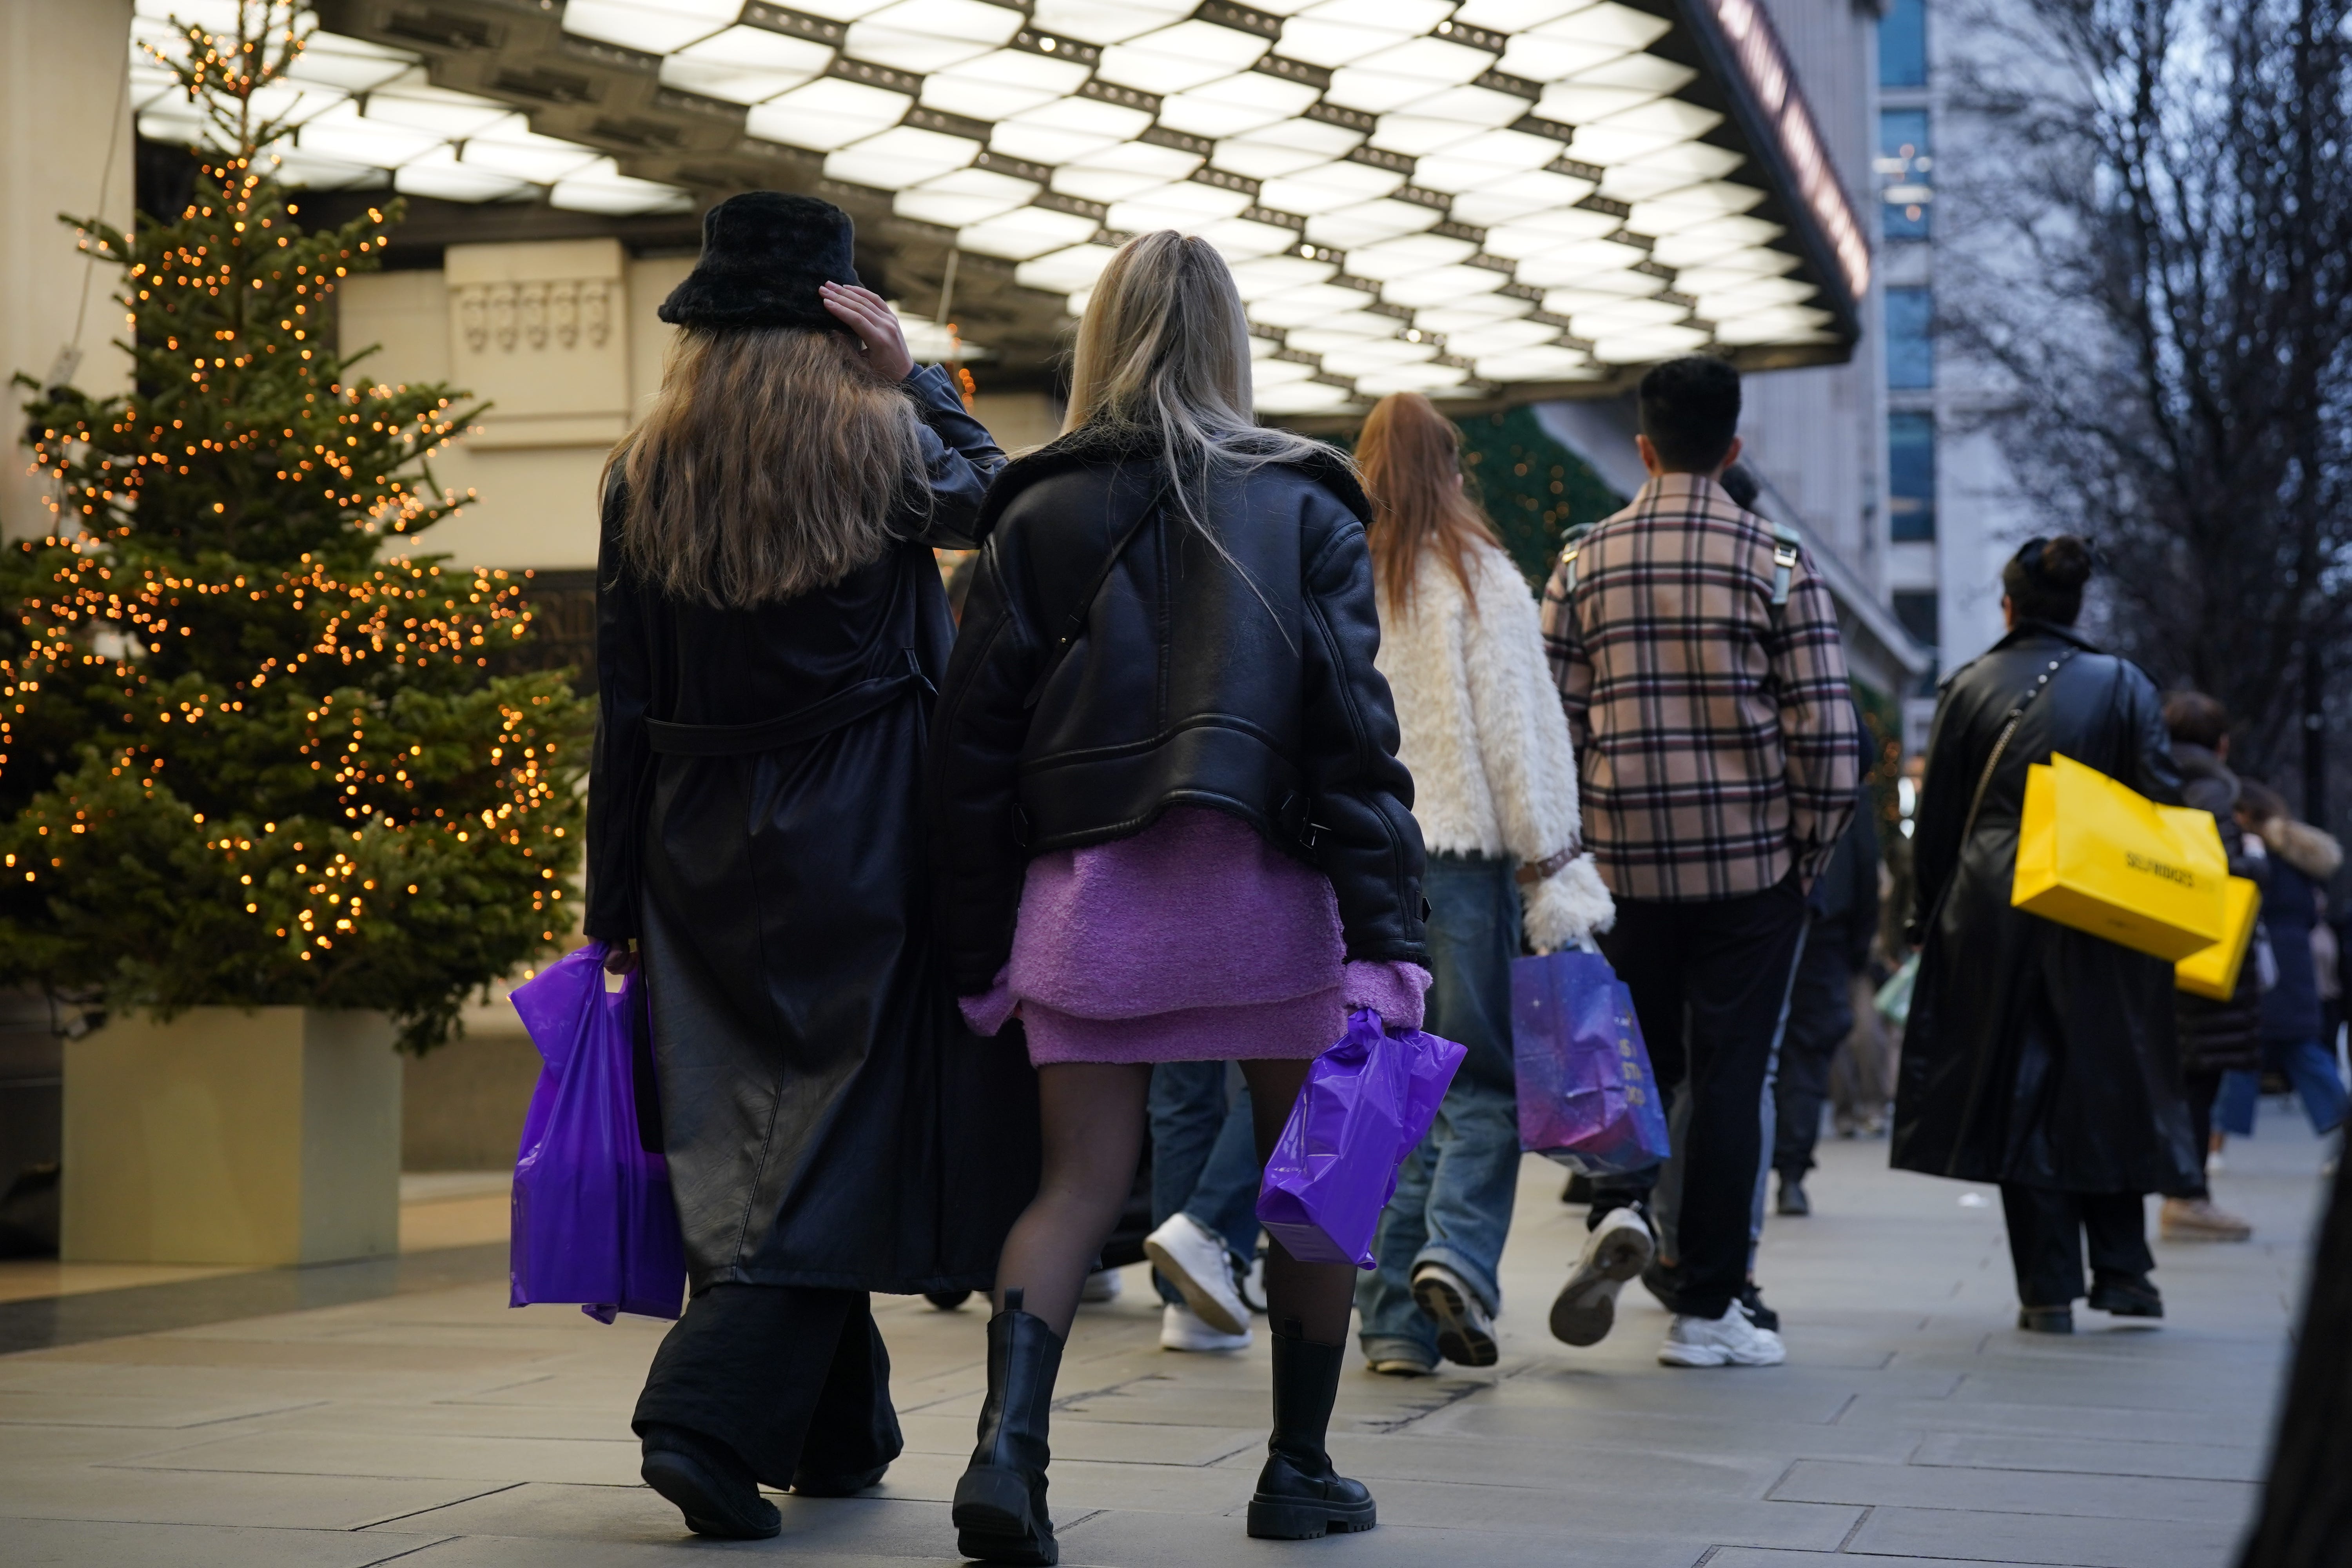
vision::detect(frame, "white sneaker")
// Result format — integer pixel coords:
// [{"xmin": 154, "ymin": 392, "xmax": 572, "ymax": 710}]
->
[
  {"xmin": 1549, "ymin": 1206, "xmax": 1655, "ymax": 1347},
  {"xmin": 1143, "ymin": 1213, "xmax": 1249, "ymax": 1335},
  {"xmin": 1080, "ymin": 1267, "xmax": 1123, "ymax": 1303},
  {"xmin": 1658, "ymin": 1301, "xmax": 1786, "ymax": 1367},
  {"xmin": 1160, "ymin": 1301, "xmax": 1252, "ymax": 1352}
]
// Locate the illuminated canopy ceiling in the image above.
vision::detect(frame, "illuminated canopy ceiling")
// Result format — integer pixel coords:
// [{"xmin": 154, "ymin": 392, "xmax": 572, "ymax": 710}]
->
[{"xmin": 133, "ymin": 0, "xmax": 1867, "ymax": 416}]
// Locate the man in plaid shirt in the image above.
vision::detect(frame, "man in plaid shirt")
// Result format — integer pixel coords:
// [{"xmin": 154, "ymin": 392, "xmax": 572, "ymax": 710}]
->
[{"xmin": 1538, "ymin": 356, "xmax": 1861, "ymax": 1369}]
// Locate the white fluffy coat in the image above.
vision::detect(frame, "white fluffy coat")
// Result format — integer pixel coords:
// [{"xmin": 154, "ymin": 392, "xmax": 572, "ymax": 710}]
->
[{"xmin": 1376, "ymin": 539, "xmax": 1614, "ymax": 951}]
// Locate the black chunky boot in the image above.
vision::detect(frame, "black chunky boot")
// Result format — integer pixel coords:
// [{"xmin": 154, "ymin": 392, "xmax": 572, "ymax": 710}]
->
[
  {"xmin": 1247, "ymin": 1323, "xmax": 1377, "ymax": 1540},
  {"xmin": 639, "ymin": 1423, "xmax": 782, "ymax": 1539},
  {"xmin": 953, "ymin": 1290, "xmax": 1063, "ymax": 1566}
]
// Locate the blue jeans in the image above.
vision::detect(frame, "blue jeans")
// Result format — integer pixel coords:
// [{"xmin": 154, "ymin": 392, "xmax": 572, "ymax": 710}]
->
[
  {"xmin": 2216, "ymin": 1037, "xmax": 2349, "ymax": 1139},
  {"xmin": 1147, "ymin": 1062, "xmax": 1259, "ymax": 1305},
  {"xmin": 1357, "ymin": 853, "xmax": 1523, "ymax": 1364}
]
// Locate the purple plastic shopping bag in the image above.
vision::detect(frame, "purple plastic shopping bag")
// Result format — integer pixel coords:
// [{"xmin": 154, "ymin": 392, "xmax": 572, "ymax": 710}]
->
[
  {"xmin": 508, "ymin": 941, "xmax": 685, "ymax": 1323},
  {"xmin": 1510, "ymin": 949, "xmax": 1670, "ymax": 1176},
  {"xmin": 1256, "ymin": 1009, "xmax": 1468, "ymax": 1267}
]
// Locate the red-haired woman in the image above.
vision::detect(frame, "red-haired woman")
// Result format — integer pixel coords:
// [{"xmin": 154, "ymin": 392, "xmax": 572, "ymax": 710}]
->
[{"xmin": 1352, "ymin": 392, "xmax": 1613, "ymax": 1375}]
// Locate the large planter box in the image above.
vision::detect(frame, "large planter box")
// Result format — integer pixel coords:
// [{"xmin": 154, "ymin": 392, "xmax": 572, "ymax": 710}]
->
[{"xmin": 61, "ymin": 1007, "xmax": 401, "ymax": 1266}]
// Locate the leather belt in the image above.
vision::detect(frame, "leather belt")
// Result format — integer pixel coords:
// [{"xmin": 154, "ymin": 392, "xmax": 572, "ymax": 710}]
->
[{"xmin": 646, "ymin": 652, "xmax": 928, "ymax": 757}]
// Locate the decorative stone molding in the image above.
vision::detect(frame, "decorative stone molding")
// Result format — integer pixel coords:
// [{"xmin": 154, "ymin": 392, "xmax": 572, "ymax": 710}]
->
[
  {"xmin": 445, "ymin": 239, "xmax": 630, "ymax": 450},
  {"xmin": 456, "ymin": 278, "xmax": 614, "ymax": 355}
]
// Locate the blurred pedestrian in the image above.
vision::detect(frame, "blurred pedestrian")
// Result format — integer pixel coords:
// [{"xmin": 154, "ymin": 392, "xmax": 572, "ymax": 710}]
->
[
  {"xmin": 588, "ymin": 193, "xmax": 1037, "ymax": 1540},
  {"xmin": 1540, "ymin": 356, "xmax": 1862, "ymax": 1368},
  {"xmin": 931, "ymin": 231, "xmax": 1430, "ymax": 1560},
  {"xmin": 1143, "ymin": 1064, "xmax": 1263, "ymax": 1351},
  {"xmin": 2214, "ymin": 781, "xmax": 2347, "ymax": 1155},
  {"xmin": 1893, "ymin": 537, "xmax": 2199, "ymax": 1333},
  {"xmin": 2159, "ymin": 693, "xmax": 2263, "ymax": 1243},
  {"xmin": 1775, "ymin": 786, "xmax": 1880, "ymax": 1216},
  {"xmin": 1352, "ymin": 392, "xmax": 1613, "ymax": 1376}
]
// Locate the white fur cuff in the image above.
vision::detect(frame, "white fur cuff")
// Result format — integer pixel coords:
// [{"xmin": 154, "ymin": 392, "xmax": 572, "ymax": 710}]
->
[{"xmin": 1522, "ymin": 855, "xmax": 1616, "ymax": 953}]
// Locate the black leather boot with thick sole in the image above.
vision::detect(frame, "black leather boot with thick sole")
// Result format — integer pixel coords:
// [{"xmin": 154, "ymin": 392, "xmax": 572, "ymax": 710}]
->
[
  {"xmin": 639, "ymin": 1423, "xmax": 782, "ymax": 1540},
  {"xmin": 953, "ymin": 1290, "xmax": 1064, "ymax": 1566},
  {"xmin": 1247, "ymin": 1326, "xmax": 1378, "ymax": 1540}
]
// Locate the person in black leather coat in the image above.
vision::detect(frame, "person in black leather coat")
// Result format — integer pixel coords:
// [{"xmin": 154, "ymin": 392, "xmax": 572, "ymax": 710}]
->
[
  {"xmin": 584, "ymin": 193, "xmax": 1038, "ymax": 1541},
  {"xmin": 1893, "ymin": 537, "xmax": 2200, "ymax": 1331}
]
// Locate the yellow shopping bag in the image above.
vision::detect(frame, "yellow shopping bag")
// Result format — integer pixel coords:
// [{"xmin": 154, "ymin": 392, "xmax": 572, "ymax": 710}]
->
[
  {"xmin": 2011, "ymin": 753, "xmax": 2229, "ymax": 961},
  {"xmin": 2175, "ymin": 875, "xmax": 2261, "ymax": 999}
]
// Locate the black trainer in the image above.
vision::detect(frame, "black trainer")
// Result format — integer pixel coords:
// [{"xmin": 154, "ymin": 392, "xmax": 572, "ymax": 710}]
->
[
  {"xmin": 1776, "ymin": 1174, "xmax": 1811, "ymax": 1216},
  {"xmin": 791, "ymin": 1462, "xmax": 889, "ymax": 1497},
  {"xmin": 639, "ymin": 1423, "xmax": 781, "ymax": 1540},
  {"xmin": 2017, "ymin": 1305, "xmax": 2075, "ymax": 1334},
  {"xmin": 2087, "ymin": 1272, "xmax": 2163, "ymax": 1319},
  {"xmin": 1247, "ymin": 1325, "xmax": 1378, "ymax": 1540},
  {"xmin": 953, "ymin": 1290, "xmax": 1063, "ymax": 1566}
]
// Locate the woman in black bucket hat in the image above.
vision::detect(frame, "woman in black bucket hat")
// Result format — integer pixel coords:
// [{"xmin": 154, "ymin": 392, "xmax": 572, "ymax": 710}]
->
[{"xmin": 586, "ymin": 191, "xmax": 1039, "ymax": 1539}]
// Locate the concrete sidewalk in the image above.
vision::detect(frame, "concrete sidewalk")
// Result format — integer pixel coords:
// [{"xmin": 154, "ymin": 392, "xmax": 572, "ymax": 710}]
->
[{"xmin": 0, "ymin": 1115, "xmax": 2327, "ymax": 1568}]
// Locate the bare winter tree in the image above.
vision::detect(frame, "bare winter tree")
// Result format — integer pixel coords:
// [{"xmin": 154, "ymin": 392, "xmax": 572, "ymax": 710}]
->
[{"xmin": 1936, "ymin": 0, "xmax": 2352, "ymax": 818}]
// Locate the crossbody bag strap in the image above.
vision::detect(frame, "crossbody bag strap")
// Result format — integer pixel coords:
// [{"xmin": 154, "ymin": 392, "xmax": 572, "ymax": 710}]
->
[
  {"xmin": 1021, "ymin": 490, "xmax": 1163, "ymax": 710},
  {"xmin": 1928, "ymin": 644, "xmax": 2084, "ymax": 927}
]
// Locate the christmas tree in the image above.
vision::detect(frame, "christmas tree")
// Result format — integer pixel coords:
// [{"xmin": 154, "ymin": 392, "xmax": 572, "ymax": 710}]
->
[{"xmin": 3, "ymin": 1, "xmax": 590, "ymax": 1051}]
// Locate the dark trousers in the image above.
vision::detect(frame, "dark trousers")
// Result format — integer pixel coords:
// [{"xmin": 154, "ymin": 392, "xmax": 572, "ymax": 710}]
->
[
  {"xmin": 2180, "ymin": 1068, "xmax": 2224, "ymax": 1199},
  {"xmin": 1774, "ymin": 933, "xmax": 1856, "ymax": 1180},
  {"xmin": 633, "ymin": 1284, "xmax": 902, "ymax": 1490},
  {"xmin": 1593, "ymin": 874, "xmax": 1808, "ymax": 1319},
  {"xmin": 1999, "ymin": 1185, "xmax": 2154, "ymax": 1307}
]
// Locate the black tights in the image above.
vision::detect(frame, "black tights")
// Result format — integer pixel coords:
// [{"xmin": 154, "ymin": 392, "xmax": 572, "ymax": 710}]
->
[{"xmin": 991, "ymin": 1058, "xmax": 1355, "ymax": 1345}]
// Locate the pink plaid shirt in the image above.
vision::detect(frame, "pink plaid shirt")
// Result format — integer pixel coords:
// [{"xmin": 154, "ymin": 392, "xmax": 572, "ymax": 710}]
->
[{"xmin": 1539, "ymin": 473, "xmax": 1861, "ymax": 902}]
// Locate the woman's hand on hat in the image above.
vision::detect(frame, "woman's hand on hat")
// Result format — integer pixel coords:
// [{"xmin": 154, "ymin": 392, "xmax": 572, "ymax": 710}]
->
[{"xmin": 821, "ymin": 281, "xmax": 915, "ymax": 382}]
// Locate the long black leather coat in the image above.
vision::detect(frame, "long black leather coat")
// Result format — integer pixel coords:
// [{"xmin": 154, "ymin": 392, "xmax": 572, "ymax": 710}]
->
[
  {"xmin": 587, "ymin": 365, "xmax": 1039, "ymax": 1294},
  {"xmin": 929, "ymin": 431, "xmax": 1427, "ymax": 996},
  {"xmin": 1892, "ymin": 622, "xmax": 2201, "ymax": 1193}
]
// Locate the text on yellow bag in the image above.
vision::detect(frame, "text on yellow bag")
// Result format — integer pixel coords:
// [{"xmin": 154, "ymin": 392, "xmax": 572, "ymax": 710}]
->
[{"xmin": 2011, "ymin": 753, "xmax": 2229, "ymax": 962}]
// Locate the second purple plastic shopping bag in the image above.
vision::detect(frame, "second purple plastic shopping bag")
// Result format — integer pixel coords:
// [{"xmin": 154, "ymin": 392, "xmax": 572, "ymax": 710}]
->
[
  {"xmin": 509, "ymin": 942, "xmax": 685, "ymax": 1323},
  {"xmin": 1510, "ymin": 949, "xmax": 1670, "ymax": 1176},
  {"xmin": 1256, "ymin": 1009, "xmax": 1468, "ymax": 1267}
]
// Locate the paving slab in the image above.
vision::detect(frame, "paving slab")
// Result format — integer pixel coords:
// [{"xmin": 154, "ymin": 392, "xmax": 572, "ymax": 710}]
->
[
  {"xmin": 1848, "ymin": 1503, "xmax": 2246, "ymax": 1567},
  {"xmin": 1769, "ymin": 1456, "xmax": 2257, "ymax": 1523},
  {"xmin": 0, "ymin": 1113, "xmax": 2323, "ymax": 1567},
  {"xmin": 0, "ymin": 1519, "xmax": 448, "ymax": 1568}
]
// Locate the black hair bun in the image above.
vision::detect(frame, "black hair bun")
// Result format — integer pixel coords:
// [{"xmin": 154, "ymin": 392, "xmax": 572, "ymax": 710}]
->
[{"xmin": 2036, "ymin": 535, "xmax": 2093, "ymax": 590}]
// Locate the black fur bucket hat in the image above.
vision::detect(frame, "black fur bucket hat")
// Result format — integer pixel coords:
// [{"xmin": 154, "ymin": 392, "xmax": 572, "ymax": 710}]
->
[{"xmin": 657, "ymin": 191, "xmax": 859, "ymax": 332}]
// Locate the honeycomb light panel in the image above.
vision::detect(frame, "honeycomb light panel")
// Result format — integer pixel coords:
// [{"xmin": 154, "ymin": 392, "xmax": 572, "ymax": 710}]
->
[{"xmin": 133, "ymin": 0, "xmax": 1864, "ymax": 412}]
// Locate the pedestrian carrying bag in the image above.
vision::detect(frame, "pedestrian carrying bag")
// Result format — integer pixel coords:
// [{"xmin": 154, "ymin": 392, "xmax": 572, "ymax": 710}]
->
[
  {"xmin": 1874, "ymin": 952, "xmax": 1919, "ymax": 1032},
  {"xmin": 509, "ymin": 941, "xmax": 685, "ymax": 1323},
  {"xmin": 2174, "ymin": 874, "xmax": 2263, "ymax": 1000},
  {"xmin": 1510, "ymin": 949, "xmax": 1671, "ymax": 1176},
  {"xmin": 2011, "ymin": 753, "xmax": 2230, "ymax": 962},
  {"xmin": 1256, "ymin": 1009, "xmax": 1466, "ymax": 1267}
]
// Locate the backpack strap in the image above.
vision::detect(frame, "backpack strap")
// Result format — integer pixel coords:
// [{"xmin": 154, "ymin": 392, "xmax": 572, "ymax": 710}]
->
[
  {"xmin": 1767, "ymin": 521, "xmax": 1803, "ymax": 632},
  {"xmin": 1556, "ymin": 521, "xmax": 1595, "ymax": 597}
]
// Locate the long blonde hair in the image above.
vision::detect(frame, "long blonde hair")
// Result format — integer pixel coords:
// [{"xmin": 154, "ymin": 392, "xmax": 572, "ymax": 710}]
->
[
  {"xmin": 1357, "ymin": 392, "xmax": 1500, "ymax": 616},
  {"xmin": 1064, "ymin": 231, "xmax": 1335, "ymax": 544},
  {"xmin": 615, "ymin": 327, "xmax": 927, "ymax": 608}
]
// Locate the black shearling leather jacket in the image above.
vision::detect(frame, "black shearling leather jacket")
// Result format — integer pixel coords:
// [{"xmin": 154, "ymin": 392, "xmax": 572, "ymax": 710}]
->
[{"xmin": 927, "ymin": 429, "xmax": 1427, "ymax": 994}]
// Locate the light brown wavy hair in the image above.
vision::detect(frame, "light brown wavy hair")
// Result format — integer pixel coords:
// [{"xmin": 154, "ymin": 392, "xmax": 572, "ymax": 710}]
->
[
  {"xmin": 1357, "ymin": 391, "xmax": 1498, "ymax": 616},
  {"xmin": 613, "ymin": 327, "xmax": 927, "ymax": 608},
  {"xmin": 1064, "ymin": 231, "xmax": 1335, "ymax": 545}
]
